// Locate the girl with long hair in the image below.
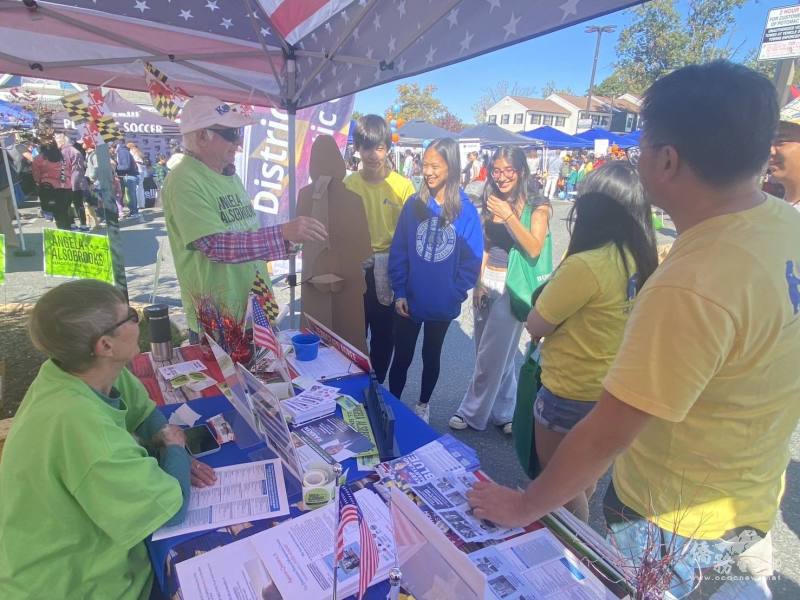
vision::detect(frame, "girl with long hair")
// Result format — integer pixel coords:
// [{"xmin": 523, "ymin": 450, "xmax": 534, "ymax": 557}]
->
[
  {"xmin": 450, "ymin": 146, "xmax": 551, "ymax": 433},
  {"xmin": 388, "ymin": 138, "xmax": 483, "ymax": 423},
  {"xmin": 523, "ymin": 161, "xmax": 657, "ymax": 520}
]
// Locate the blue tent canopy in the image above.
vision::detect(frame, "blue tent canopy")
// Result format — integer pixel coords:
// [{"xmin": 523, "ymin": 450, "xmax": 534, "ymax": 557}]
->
[
  {"xmin": 620, "ymin": 129, "xmax": 641, "ymax": 146},
  {"xmin": 576, "ymin": 128, "xmax": 633, "ymax": 147},
  {"xmin": 398, "ymin": 120, "xmax": 456, "ymax": 143},
  {"xmin": 0, "ymin": 98, "xmax": 35, "ymax": 130},
  {"xmin": 520, "ymin": 125, "xmax": 592, "ymax": 149},
  {"xmin": 458, "ymin": 123, "xmax": 535, "ymax": 146}
]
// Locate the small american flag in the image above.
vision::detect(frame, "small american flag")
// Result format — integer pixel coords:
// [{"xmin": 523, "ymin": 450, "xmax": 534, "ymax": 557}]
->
[
  {"xmin": 336, "ymin": 486, "xmax": 379, "ymax": 600},
  {"xmin": 251, "ymin": 294, "xmax": 281, "ymax": 357}
]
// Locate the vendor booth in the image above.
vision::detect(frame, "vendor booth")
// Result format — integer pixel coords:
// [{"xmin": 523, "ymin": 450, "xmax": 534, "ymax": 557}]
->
[{"xmin": 0, "ymin": 1, "xmax": 648, "ymax": 598}]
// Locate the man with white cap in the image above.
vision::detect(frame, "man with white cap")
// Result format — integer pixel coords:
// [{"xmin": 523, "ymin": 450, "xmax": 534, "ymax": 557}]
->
[
  {"xmin": 770, "ymin": 96, "xmax": 800, "ymax": 208},
  {"xmin": 162, "ymin": 95, "xmax": 327, "ymax": 338}
]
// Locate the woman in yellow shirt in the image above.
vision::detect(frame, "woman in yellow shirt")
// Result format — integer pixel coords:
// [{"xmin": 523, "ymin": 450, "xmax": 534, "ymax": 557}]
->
[{"xmin": 526, "ymin": 162, "xmax": 657, "ymax": 520}]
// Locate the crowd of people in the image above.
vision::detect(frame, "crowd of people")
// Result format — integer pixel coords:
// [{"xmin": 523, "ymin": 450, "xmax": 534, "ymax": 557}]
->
[
  {"xmin": 4, "ymin": 125, "xmax": 178, "ymax": 231},
  {"xmin": 1, "ymin": 60, "xmax": 800, "ymax": 600}
]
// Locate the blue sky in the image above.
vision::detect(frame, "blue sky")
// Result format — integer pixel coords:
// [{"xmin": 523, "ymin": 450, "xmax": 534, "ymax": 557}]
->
[{"xmin": 353, "ymin": 0, "xmax": 785, "ymax": 122}]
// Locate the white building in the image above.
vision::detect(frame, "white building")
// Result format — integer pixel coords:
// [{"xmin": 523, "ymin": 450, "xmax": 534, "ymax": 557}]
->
[
  {"xmin": 486, "ymin": 93, "xmax": 642, "ymax": 135},
  {"xmin": 485, "ymin": 96, "xmax": 570, "ymax": 133}
]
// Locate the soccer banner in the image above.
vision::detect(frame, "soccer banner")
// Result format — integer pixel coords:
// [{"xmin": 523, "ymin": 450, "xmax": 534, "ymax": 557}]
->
[
  {"xmin": 43, "ymin": 229, "xmax": 114, "ymax": 284},
  {"xmin": 241, "ymin": 95, "xmax": 354, "ymax": 227}
]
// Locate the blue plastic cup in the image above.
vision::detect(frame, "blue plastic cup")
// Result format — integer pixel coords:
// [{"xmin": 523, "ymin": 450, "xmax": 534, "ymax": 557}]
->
[{"xmin": 292, "ymin": 333, "xmax": 321, "ymax": 361}]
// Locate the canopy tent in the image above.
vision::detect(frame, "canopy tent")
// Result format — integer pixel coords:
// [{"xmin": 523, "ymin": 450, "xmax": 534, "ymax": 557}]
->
[
  {"xmin": 521, "ymin": 125, "xmax": 592, "ymax": 149},
  {"xmin": 576, "ymin": 127, "xmax": 634, "ymax": 147},
  {"xmin": 0, "ymin": 98, "xmax": 35, "ymax": 130},
  {"xmin": 0, "ymin": 0, "xmax": 646, "ymax": 311},
  {"xmin": 458, "ymin": 123, "xmax": 535, "ymax": 146},
  {"xmin": 621, "ymin": 129, "xmax": 642, "ymax": 146},
  {"xmin": 397, "ymin": 120, "xmax": 456, "ymax": 144}
]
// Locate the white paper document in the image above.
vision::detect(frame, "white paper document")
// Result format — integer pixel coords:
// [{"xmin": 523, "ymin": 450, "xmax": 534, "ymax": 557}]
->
[
  {"xmin": 176, "ymin": 537, "xmax": 280, "ymax": 600},
  {"xmin": 469, "ymin": 528, "xmax": 619, "ymax": 600},
  {"xmin": 287, "ymin": 346, "xmax": 364, "ymax": 380},
  {"xmin": 151, "ymin": 460, "xmax": 290, "ymax": 541},
  {"xmin": 253, "ymin": 488, "xmax": 395, "ymax": 600},
  {"xmin": 167, "ymin": 403, "xmax": 202, "ymax": 427}
]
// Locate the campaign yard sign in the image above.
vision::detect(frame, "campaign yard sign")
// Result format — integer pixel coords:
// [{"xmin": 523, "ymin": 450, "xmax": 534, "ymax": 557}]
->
[
  {"xmin": 759, "ymin": 5, "xmax": 800, "ymax": 61},
  {"xmin": 43, "ymin": 229, "xmax": 113, "ymax": 283}
]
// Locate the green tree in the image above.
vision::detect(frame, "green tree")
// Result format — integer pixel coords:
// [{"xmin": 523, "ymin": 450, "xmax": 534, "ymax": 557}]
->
[
  {"xmin": 470, "ymin": 80, "xmax": 536, "ymax": 123},
  {"xmin": 387, "ymin": 83, "xmax": 446, "ymax": 122},
  {"xmin": 597, "ymin": 0, "xmax": 748, "ymax": 95},
  {"xmin": 351, "ymin": 110, "xmax": 364, "ymax": 121},
  {"xmin": 540, "ymin": 80, "xmax": 575, "ymax": 98}
]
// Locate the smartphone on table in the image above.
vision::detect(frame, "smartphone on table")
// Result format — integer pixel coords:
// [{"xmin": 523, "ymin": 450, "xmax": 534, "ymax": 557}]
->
[{"xmin": 184, "ymin": 424, "xmax": 221, "ymax": 458}]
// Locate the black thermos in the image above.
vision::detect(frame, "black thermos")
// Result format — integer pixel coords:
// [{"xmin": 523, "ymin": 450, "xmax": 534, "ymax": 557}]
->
[{"xmin": 144, "ymin": 304, "xmax": 172, "ymax": 361}]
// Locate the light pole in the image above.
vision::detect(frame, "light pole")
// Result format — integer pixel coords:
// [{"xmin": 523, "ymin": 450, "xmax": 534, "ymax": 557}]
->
[{"xmin": 585, "ymin": 25, "xmax": 616, "ymax": 129}]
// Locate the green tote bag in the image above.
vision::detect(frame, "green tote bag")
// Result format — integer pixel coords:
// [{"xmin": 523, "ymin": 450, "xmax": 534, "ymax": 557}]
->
[
  {"xmin": 505, "ymin": 205, "xmax": 553, "ymax": 322},
  {"xmin": 512, "ymin": 341, "xmax": 543, "ymax": 479}
]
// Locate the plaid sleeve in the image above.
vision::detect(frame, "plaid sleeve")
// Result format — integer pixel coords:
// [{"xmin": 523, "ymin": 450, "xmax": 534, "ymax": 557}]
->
[{"xmin": 192, "ymin": 226, "xmax": 290, "ymax": 263}]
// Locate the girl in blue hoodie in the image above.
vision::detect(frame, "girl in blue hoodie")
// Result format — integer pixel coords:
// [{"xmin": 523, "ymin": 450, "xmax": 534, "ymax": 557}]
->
[{"xmin": 388, "ymin": 137, "xmax": 483, "ymax": 423}]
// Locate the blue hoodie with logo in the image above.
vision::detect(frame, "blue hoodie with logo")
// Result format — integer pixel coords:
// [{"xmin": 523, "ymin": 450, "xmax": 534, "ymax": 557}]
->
[{"xmin": 389, "ymin": 191, "xmax": 483, "ymax": 322}]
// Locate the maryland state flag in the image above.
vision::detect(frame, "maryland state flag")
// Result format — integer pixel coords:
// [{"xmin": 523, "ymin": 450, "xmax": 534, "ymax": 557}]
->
[
  {"xmin": 61, "ymin": 90, "xmax": 123, "ymax": 144},
  {"xmin": 251, "ymin": 270, "xmax": 280, "ymax": 323},
  {"xmin": 144, "ymin": 62, "xmax": 188, "ymax": 121}
]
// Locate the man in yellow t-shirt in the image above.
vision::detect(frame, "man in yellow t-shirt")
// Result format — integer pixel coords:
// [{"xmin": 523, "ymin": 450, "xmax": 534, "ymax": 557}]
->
[
  {"xmin": 468, "ymin": 61, "xmax": 799, "ymax": 598},
  {"xmin": 344, "ymin": 115, "xmax": 415, "ymax": 382}
]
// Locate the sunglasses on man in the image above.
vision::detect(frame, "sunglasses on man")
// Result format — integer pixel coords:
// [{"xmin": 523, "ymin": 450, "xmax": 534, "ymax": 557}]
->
[{"xmin": 208, "ymin": 127, "xmax": 244, "ymax": 144}]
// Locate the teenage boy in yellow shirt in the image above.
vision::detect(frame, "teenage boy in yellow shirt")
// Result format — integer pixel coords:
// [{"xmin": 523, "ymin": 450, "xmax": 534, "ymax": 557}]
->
[
  {"xmin": 344, "ymin": 115, "xmax": 415, "ymax": 382},
  {"xmin": 469, "ymin": 61, "xmax": 800, "ymax": 598}
]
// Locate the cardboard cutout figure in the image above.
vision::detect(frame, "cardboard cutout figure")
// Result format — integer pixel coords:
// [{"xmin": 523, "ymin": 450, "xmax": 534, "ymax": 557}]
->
[{"xmin": 297, "ymin": 135, "xmax": 372, "ymax": 353}]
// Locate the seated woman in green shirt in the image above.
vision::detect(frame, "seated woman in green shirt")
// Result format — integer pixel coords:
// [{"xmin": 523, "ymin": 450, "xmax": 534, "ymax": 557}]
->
[{"xmin": 0, "ymin": 280, "xmax": 216, "ymax": 600}]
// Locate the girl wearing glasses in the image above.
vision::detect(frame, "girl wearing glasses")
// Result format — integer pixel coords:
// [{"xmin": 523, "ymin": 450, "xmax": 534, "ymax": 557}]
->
[
  {"xmin": 450, "ymin": 146, "xmax": 552, "ymax": 434},
  {"xmin": 0, "ymin": 280, "xmax": 216, "ymax": 600},
  {"xmin": 388, "ymin": 138, "xmax": 483, "ymax": 423}
]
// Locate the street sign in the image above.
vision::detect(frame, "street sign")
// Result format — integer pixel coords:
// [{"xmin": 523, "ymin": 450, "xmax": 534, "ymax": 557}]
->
[{"xmin": 759, "ymin": 5, "xmax": 800, "ymax": 61}]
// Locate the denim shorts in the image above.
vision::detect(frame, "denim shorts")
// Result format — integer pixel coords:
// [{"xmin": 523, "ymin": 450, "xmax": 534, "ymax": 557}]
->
[{"xmin": 533, "ymin": 385, "xmax": 595, "ymax": 434}]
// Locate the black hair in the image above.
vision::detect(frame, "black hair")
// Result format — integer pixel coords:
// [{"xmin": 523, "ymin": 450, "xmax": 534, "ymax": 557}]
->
[
  {"xmin": 642, "ymin": 60, "xmax": 777, "ymax": 186},
  {"xmin": 567, "ymin": 162, "xmax": 657, "ymax": 292},
  {"xmin": 40, "ymin": 141, "xmax": 62, "ymax": 163},
  {"xmin": 353, "ymin": 114, "xmax": 392, "ymax": 150},
  {"xmin": 416, "ymin": 137, "xmax": 462, "ymax": 225},
  {"xmin": 482, "ymin": 146, "xmax": 549, "ymax": 219}
]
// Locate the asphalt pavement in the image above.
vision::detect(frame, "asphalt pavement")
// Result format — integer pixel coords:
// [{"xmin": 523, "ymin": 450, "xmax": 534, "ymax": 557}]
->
[{"xmin": 2, "ymin": 199, "xmax": 799, "ymax": 597}]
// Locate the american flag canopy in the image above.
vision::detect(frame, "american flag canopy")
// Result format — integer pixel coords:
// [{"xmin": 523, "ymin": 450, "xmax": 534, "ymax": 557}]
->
[{"xmin": 0, "ymin": 0, "xmax": 646, "ymax": 110}]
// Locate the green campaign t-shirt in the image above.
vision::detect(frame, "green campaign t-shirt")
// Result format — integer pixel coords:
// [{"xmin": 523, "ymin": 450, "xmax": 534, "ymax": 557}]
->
[
  {"xmin": 0, "ymin": 361, "xmax": 182, "ymax": 600},
  {"xmin": 162, "ymin": 154, "xmax": 263, "ymax": 331}
]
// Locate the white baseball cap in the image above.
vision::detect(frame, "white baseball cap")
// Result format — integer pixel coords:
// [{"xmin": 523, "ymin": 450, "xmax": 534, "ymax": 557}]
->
[{"xmin": 179, "ymin": 95, "xmax": 256, "ymax": 134}]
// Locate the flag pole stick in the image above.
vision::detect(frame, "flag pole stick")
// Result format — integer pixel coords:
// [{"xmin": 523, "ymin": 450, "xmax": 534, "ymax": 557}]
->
[
  {"xmin": 388, "ymin": 489, "xmax": 402, "ymax": 600},
  {"xmin": 331, "ymin": 462, "xmax": 343, "ymax": 600}
]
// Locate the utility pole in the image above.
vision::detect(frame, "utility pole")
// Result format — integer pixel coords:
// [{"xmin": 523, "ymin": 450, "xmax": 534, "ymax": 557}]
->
[{"xmin": 585, "ymin": 25, "xmax": 616, "ymax": 130}]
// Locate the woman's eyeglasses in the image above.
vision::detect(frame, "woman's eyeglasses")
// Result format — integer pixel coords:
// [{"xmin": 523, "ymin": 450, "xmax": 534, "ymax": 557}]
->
[
  {"xmin": 491, "ymin": 167, "xmax": 517, "ymax": 179},
  {"xmin": 89, "ymin": 306, "xmax": 139, "ymax": 354},
  {"xmin": 209, "ymin": 127, "xmax": 244, "ymax": 144}
]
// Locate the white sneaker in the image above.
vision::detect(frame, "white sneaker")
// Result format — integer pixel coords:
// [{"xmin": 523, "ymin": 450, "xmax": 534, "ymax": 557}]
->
[
  {"xmin": 502, "ymin": 422, "xmax": 513, "ymax": 435},
  {"xmin": 448, "ymin": 414, "xmax": 468, "ymax": 430},
  {"xmin": 414, "ymin": 402, "xmax": 430, "ymax": 423}
]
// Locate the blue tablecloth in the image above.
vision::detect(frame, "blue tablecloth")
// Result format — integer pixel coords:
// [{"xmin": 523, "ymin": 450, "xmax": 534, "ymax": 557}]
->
[{"xmin": 148, "ymin": 373, "xmax": 438, "ymax": 599}]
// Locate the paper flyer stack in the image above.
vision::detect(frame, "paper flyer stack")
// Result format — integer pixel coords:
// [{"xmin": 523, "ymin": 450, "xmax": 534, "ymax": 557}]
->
[{"xmin": 281, "ymin": 382, "xmax": 340, "ymax": 425}]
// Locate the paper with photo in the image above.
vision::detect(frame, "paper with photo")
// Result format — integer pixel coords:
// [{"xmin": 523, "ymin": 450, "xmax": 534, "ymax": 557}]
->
[
  {"xmin": 469, "ymin": 528, "xmax": 619, "ymax": 600},
  {"xmin": 254, "ymin": 488, "xmax": 394, "ymax": 600},
  {"xmin": 376, "ymin": 434, "xmax": 480, "ymax": 487},
  {"xmin": 237, "ymin": 364, "xmax": 303, "ymax": 481},
  {"xmin": 151, "ymin": 460, "xmax": 289, "ymax": 541},
  {"xmin": 176, "ymin": 537, "xmax": 283, "ymax": 600},
  {"xmin": 295, "ymin": 415, "xmax": 374, "ymax": 462},
  {"xmin": 158, "ymin": 360, "xmax": 207, "ymax": 381},
  {"xmin": 411, "ymin": 472, "xmax": 523, "ymax": 543}
]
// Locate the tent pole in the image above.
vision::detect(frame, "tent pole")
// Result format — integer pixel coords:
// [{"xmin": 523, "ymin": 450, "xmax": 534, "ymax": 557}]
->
[
  {"xmin": 95, "ymin": 143, "xmax": 129, "ymax": 299},
  {"xmin": 288, "ymin": 106, "xmax": 298, "ymax": 328},
  {"xmin": 1, "ymin": 145, "xmax": 32, "ymax": 256}
]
